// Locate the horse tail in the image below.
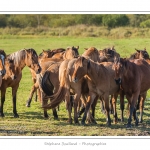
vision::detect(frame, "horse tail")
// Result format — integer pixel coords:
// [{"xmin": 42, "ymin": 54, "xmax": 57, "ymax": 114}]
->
[
  {"xmin": 41, "ymin": 71, "xmax": 54, "ymax": 96},
  {"xmin": 42, "ymin": 67, "xmax": 69, "ymax": 109}
]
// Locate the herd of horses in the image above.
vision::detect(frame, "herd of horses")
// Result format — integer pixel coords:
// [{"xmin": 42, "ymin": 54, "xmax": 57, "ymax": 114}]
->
[{"xmin": 0, "ymin": 46, "xmax": 150, "ymax": 128}]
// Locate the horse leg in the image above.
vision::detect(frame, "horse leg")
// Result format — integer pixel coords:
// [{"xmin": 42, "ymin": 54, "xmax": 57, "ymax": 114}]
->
[
  {"xmin": 126, "ymin": 94, "xmax": 139, "ymax": 128},
  {"xmin": 136, "ymin": 95, "xmax": 141, "ymax": 110},
  {"xmin": 87, "ymin": 95, "xmax": 98, "ymax": 124},
  {"xmin": 26, "ymin": 82, "xmax": 39, "ymax": 107},
  {"xmin": 103, "ymin": 93, "xmax": 111, "ymax": 126},
  {"xmin": 120, "ymin": 90, "xmax": 125, "ymax": 122},
  {"xmin": 12, "ymin": 85, "xmax": 19, "ymax": 118},
  {"xmin": 0, "ymin": 88, "xmax": 6, "ymax": 117},
  {"xmin": 41, "ymin": 91, "xmax": 49, "ymax": 118},
  {"xmin": 81, "ymin": 92, "xmax": 96, "ymax": 125},
  {"xmin": 65, "ymin": 90, "xmax": 72, "ymax": 124},
  {"xmin": 100, "ymin": 97, "xmax": 105, "ymax": 114},
  {"xmin": 109, "ymin": 95, "xmax": 114, "ymax": 114},
  {"xmin": 139, "ymin": 92, "xmax": 146, "ymax": 123},
  {"xmin": 112, "ymin": 93, "xmax": 118, "ymax": 124}
]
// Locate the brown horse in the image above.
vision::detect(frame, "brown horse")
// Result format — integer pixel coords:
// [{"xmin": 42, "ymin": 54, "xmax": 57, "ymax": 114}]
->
[
  {"xmin": 0, "ymin": 48, "xmax": 41, "ymax": 118},
  {"xmin": 71, "ymin": 56, "xmax": 120, "ymax": 125},
  {"xmin": 129, "ymin": 48, "xmax": 150, "ymax": 123},
  {"xmin": 113, "ymin": 57, "xmax": 150, "ymax": 128}
]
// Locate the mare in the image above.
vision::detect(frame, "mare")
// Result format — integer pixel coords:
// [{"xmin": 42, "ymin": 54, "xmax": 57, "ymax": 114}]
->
[
  {"xmin": 37, "ymin": 46, "xmax": 79, "ymax": 119},
  {"xmin": 113, "ymin": 57, "xmax": 150, "ymax": 127},
  {"xmin": 0, "ymin": 48, "xmax": 41, "ymax": 117}
]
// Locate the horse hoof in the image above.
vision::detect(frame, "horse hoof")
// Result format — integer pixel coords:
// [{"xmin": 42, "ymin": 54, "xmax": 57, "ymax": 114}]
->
[
  {"xmin": 26, "ymin": 103, "xmax": 30, "ymax": 107},
  {"xmin": 14, "ymin": 114, "xmax": 19, "ymax": 118},
  {"xmin": 126, "ymin": 124, "xmax": 132, "ymax": 128},
  {"xmin": 54, "ymin": 116, "xmax": 58, "ymax": 120}
]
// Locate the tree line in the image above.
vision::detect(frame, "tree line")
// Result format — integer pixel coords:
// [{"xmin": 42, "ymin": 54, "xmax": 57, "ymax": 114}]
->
[{"xmin": 0, "ymin": 14, "xmax": 150, "ymax": 28}]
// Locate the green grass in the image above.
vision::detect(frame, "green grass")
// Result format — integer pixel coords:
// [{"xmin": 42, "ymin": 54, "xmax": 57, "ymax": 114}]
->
[{"xmin": 0, "ymin": 36, "xmax": 150, "ymax": 136}]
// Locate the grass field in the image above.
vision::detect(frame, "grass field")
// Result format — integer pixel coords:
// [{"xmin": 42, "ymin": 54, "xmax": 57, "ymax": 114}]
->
[{"xmin": 0, "ymin": 36, "xmax": 150, "ymax": 136}]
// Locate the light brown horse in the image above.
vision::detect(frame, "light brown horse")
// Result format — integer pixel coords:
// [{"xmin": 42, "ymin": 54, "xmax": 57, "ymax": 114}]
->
[
  {"xmin": 113, "ymin": 57, "xmax": 150, "ymax": 128},
  {"xmin": 69, "ymin": 56, "xmax": 120, "ymax": 125},
  {"xmin": 0, "ymin": 48, "xmax": 41, "ymax": 118}
]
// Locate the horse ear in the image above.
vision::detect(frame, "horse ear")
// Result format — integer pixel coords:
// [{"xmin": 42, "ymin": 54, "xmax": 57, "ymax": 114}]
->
[
  {"xmin": 76, "ymin": 46, "xmax": 79, "ymax": 49},
  {"xmin": 111, "ymin": 46, "xmax": 115, "ymax": 50},
  {"xmin": 42, "ymin": 49, "xmax": 45, "ymax": 52},
  {"xmin": 144, "ymin": 47, "xmax": 146, "ymax": 51},
  {"xmin": 135, "ymin": 49, "xmax": 140, "ymax": 53},
  {"xmin": 7, "ymin": 58, "xmax": 14, "ymax": 63},
  {"xmin": 84, "ymin": 48, "xmax": 88, "ymax": 51}
]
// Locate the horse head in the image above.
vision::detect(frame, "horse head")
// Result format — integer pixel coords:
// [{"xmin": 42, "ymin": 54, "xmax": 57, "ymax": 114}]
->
[
  {"xmin": 113, "ymin": 56, "xmax": 126, "ymax": 85},
  {"xmin": 0, "ymin": 50, "xmax": 6, "ymax": 77},
  {"xmin": 24, "ymin": 48, "xmax": 41, "ymax": 74},
  {"xmin": 135, "ymin": 48, "xmax": 149, "ymax": 59},
  {"xmin": 72, "ymin": 56, "xmax": 88, "ymax": 83},
  {"xmin": 39, "ymin": 49, "xmax": 54, "ymax": 59},
  {"xmin": 99, "ymin": 46, "xmax": 120, "ymax": 62},
  {"xmin": 63, "ymin": 46, "xmax": 79, "ymax": 59},
  {"xmin": 82, "ymin": 47, "xmax": 100, "ymax": 62}
]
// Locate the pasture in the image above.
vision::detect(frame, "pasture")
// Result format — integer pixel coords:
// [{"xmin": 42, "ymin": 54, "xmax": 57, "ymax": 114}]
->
[{"xmin": 0, "ymin": 36, "xmax": 150, "ymax": 136}]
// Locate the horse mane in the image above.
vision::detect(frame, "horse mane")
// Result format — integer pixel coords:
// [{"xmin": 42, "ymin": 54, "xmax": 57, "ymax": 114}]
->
[
  {"xmin": 7, "ymin": 48, "xmax": 37, "ymax": 66},
  {"xmin": 0, "ymin": 49, "xmax": 6, "ymax": 58}
]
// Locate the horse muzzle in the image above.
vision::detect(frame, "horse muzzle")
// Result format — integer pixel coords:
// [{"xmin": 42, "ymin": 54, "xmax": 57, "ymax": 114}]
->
[
  {"xmin": 11, "ymin": 75, "xmax": 17, "ymax": 80},
  {"xmin": 114, "ymin": 78, "xmax": 121, "ymax": 85},
  {"xmin": 36, "ymin": 67, "xmax": 42, "ymax": 74},
  {"xmin": 0, "ymin": 70, "xmax": 6, "ymax": 77},
  {"xmin": 72, "ymin": 77, "xmax": 78, "ymax": 83}
]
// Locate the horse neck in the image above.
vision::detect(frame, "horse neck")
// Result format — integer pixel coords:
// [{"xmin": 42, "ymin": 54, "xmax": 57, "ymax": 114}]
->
[{"xmin": 86, "ymin": 60, "xmax": 105, "ymax": 83}]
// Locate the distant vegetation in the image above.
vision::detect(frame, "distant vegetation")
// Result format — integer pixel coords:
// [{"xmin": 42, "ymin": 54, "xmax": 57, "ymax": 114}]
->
[{"xmin": 1, "ymin": 14, "xmax": 150, "ymax": 38}]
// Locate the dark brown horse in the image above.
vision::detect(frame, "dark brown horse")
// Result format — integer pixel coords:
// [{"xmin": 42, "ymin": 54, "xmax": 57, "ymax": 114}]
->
[
  {"xmin": 0, "ymin": 48, "xmax": 41, "ymax": 118},
  {"xmin": 113, "ymin": 57, "xmax": 150, "ymax": 128}
]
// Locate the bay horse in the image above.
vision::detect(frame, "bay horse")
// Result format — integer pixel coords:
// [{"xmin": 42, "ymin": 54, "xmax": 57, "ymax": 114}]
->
[
  {"xmin": 113, "ymin": 57, "xmax": 150, "ymax": 128},
  {"xmin": 0, "ymin": 48, "xmax": 41, "ymax": 118}
]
